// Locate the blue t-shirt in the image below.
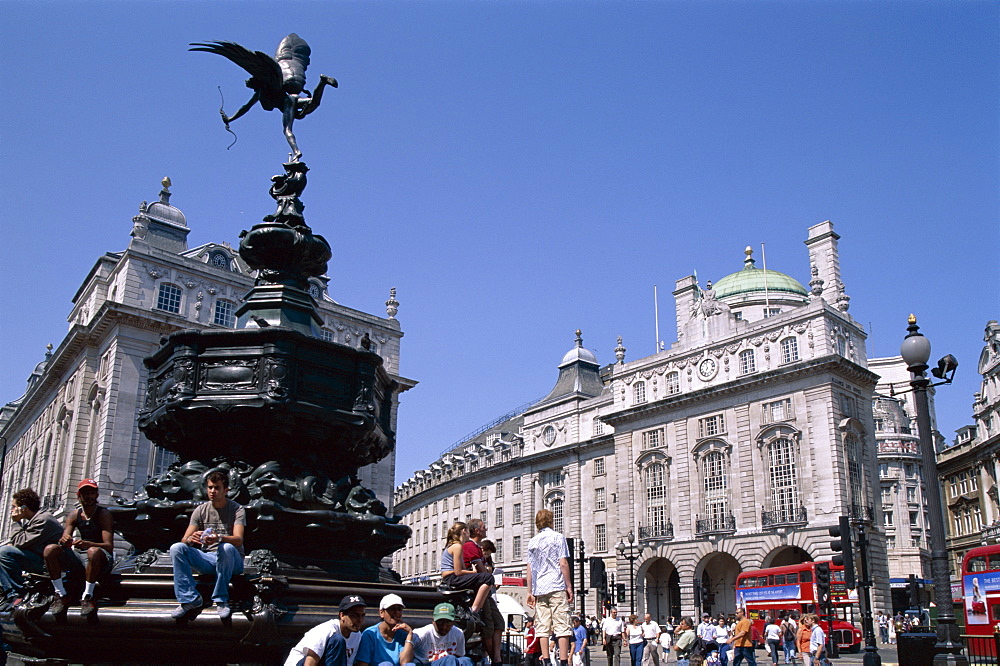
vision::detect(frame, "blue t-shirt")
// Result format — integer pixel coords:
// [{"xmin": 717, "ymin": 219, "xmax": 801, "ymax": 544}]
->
[
  {"xmin": 574, "ymin": 625, "xmax": 587, "ymax": 651},
  {"xmin": 356, "ymin": 623, "xmax": 407, "ymax": 666}
]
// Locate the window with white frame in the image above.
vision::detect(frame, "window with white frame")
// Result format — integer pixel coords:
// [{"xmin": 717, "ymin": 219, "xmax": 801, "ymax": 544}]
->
[
  {"xmin": 466, "ymin": 491, "xmax": 473, "ymax": 504},
  {"xmin": 881, "ymin": 487, "xmax": 893, "ymax": 505},
  {"xmin": 698, "ymin": 414, "xmax": 726, "ymax": 438},
  {"xmin": 594, "ymin": 417, "xmax": 604, "ymax": 436},
  {"xmin": 665, "ymin": 372, "xmax": 680, "ymax": 395},
  {"xmin": 596, "ymin": 524, "xmax": 607, "ymax": 552},
  {"xmin": 633, "ymin": 381, "xmax": 647, "ymax": 405},
  {"xmin": 496, "ymin": 506, "xmax": 503, "ymax": 527},
  {"xmin": 844, "ymin": 433, "xmax": 866, "ymax": 508},
  {"xmin": 702, "ymin": 451, "xmax": 730, "ymax": 528},
  {"xmin": 779, "ymin": 337, "xmax": 799, "ymax": 364},
  {"xmin": 481, "ymin": 487, "xmax": 488, "ymax": 500},
  {"xmin": 837, "ymin": 336, "xmax": 848, "ymax": 356},
  {"xmin": 906, "ymin": 486, "xmax": 917, "ymax": 503},
  {"xmin": 513, "ymin": 535, "xmax": 522, "ymax": 560},
  {"xmin": 156, "ymin": 283, "xmax": 182, "ymax": 313},
  {"xmin": 513, "ymin": 503, "xmax": 521, "ymax": 523},
  {"xmin": 642, "ymin": 428, "xmax": 662, "ymax": 450},
  {"xmin": 884, "ymin": 510, "xmax": 894, "ymax": 527},
  {"xmin": 495, "ymin": 538, "xmax": 503, "ymax": 563},
  {"xmin": 762, "ymin": 398, "xmax": 792, "ymax": 423},
  {"xmin": 550, "ymin": 497, "xmax": 564, "ymax": 533},
  {"xmin": 480, "ymin": 510, "xmax": 487, "ymax": 523},
  {"xmin": 213, "ymin": 299, "xmax": 236, "ymax": 327},
  {"xmin": 594, "ymin": 457, "xmax": 605, "ymax": 476},
  {"xmin": 513, "ymin": 477, "xmax": 521, "ymax": 493},
  {"xmin": 496, "ymin": 482, "xmax": 504, "ymax": 498},
  {"xmin": 442, "ymin": 497, "xmax": 449, "ymax": 512},
  {"xmin": 765, "ymin": 308, "xmax": 782, "ymax": 318},
  {"xmin": 595, "ymin": 487, "xmax": 606, "ymax": 510},
  {"xmin": 739, "ymin": 349, "xmax": 756, "ymax": 375},
  {"xmin": 645, "ymin": 462, "xmax": 668, "ymax": 534},
  {"xmin": 767, "ymin": 437, "xmax": 800, "ymax": 522},
  {"xmin": 321, "ymin": 328, "xmax": 334, "ymax": 342}
]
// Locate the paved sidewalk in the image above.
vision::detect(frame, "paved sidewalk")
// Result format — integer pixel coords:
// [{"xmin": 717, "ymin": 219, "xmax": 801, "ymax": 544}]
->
[{"xmin": 581, "ymin": 645, "xmax": 900, "ymax": 666}]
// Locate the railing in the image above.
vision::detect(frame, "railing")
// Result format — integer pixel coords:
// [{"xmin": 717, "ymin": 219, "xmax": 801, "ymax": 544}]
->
[
  {"xmin": 696, "ymin": 514, "xmax": 736, "ymax": 535},
  {"xmin": 877, "ymin": 440, "xmax": 922, "ymax": 456},
  {"xmin": 963, "ymin": 633, "xmax": 1000, "ymax": 665},
  {"xmin": 40, "ymin": 493, "xmax": 63, "ymax": 513},
  {"xmin": 639, "ymin": 522, "xmax": 674, "ymax": 541},
  {"xmin": 983, "ymin": 525, "xmax": 1000, "ymax": 544},
  {"xmin": 761, "ymin": 506, "xmax": 807, "ymax": 528},
  {"xmin": 849, "ymin": 503, "xmax": 875, "ymax": 523},
  {"xmin": 439, "ymin": 396, "xmax": 544, "ymax": 456}
]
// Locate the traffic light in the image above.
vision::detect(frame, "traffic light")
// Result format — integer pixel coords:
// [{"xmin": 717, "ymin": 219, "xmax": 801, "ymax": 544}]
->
[
  {"xmin": 815, "ymin": 561, "xmax": 831, "ymax": 607},
  {"xmin": 617, "ymin": 583, "xmax": 626, "ymax": 603},
  {"xmin": 908, "ymin": 574, "xmax": 921, "ymax": 608},
  {"xmin": 590, "ymin": 557, "xmax": 606, "ymax": 589},
  {"xmin": 829, "ymin": 516, "xmax": 856, "ymax": 589}
]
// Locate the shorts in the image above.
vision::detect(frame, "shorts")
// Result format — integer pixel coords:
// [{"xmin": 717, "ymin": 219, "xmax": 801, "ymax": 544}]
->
[
  {"xmin": 534, "ymin": 590, "xmax": 572, "ymax": 637},
  {"xmin": 484, "ymin": 595, "xmax": 505, "ymax": 634},
  {"xmin": 443, "ymin": 571, "xmax": 495, "ymax": 591},
  {"xmin": 58, "ymin": 546, "xmax": 114, "ymax": 576}
]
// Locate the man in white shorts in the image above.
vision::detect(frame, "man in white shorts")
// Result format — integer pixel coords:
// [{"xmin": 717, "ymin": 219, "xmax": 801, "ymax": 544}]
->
[{"xmin": 526, "ymin": 509, "xmax": 574, "ymax": 666}]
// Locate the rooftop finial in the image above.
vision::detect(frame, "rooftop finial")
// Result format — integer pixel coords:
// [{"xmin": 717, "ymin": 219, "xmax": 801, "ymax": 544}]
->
[
  {"xmin": 908, "ymin": 313, "xmax": 917, "ymax": 325},
  {"xmin": 615, "ymin": 335, "xmax": 626, "ymax": 364},
  {"xmin": 743, "ymin": 245, "xmax": 756, "ymax": 269},
  {"xmin": 159, "ymin": 176, "xmax": 172, "ymax": 204},
  {"xmin": 385, "ymin": 287, "xmax": 399, "ymax": 319},
  {"xmin": 575, "ymin": 329, "xmax": 583, "ymax": 347}
]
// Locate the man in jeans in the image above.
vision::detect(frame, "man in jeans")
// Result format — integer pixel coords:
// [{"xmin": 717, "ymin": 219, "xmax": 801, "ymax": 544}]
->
[
  {"xmin": 169, "ymin": 470, "xmax": 245, "ymax": 621},
  {"xmin": 728, "ymin": 608, "xmax": 756, "ymax": 666},
  {"xmin": 526, "ymin": 509, "xmax": 574, "ymax": 666},
  {"xmin": 601, "ymin": 608, "xmax": 626, "ymax": 666}
]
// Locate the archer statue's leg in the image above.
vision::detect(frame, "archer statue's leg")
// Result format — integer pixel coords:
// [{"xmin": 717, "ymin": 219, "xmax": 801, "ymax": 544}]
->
[
  {"xmin": 282, "ymin": 101, "xmax": 302, "ymax": 161},
  {"xmin": 298, "ymin": 75, "xmax": 338, "ymax": 119}
]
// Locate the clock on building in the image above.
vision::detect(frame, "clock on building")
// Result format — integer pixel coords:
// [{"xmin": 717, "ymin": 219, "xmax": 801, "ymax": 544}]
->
[
  {"xmin": 542, "ymin": 425, "xmax": 556, "ymax": 446},
  {"xmin": 698, "ymin": 357, "xmax": 718, "ymax": 380},
  {"xmin": 308, "ymin": 283, "xmax": 322, "ymax": 300},
  {"xmin": 210, "ymin": 252, "xmax": 230, "ymax": 269}
]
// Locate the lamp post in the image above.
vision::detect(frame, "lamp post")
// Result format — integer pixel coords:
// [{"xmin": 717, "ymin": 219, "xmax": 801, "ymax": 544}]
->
[
  {"xmin": 616, "ymin": 531, "xmax": 640, "ymax": 615},
  {"xmin": 900, "ymin": 315, "xmax": 966, "ymax": 666}
]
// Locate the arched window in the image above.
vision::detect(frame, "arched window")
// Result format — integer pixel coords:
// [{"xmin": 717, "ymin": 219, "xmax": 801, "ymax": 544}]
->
[
  {"xmin": 779, "ymin": 337, "xmax": 799, "ymax": 364},
  {"xmin": 767, "ymin": 437, "xmax": 800, "ymax": 523},
  {"xmin": 547, "ymin": 496, "xmax": 565, "ymax": 533},
  {"xmin": 739, "ymin": 349, "xmax": 756, "ymax": 375},
  {"xmin": 156, "ymin": 283, "xmax": 182, "ymax": 313},
  {"xmin": 844, "ymin": 433, "xmax": 865, "ymax": 507},
  {"xmin": 213, "ymin": 299, "xmax": 236, "ymax": 327},
  {"xmin": 633, "ymin": 381, "xmax": 647, "ymax": 405},
  {"xmin": 645, "ymin": 462, "xmax": 668, "ymax": 535},
  {"xmin": 837, "ymin": 335, "xmax": 848, "ymax": 356},
  {"xmin": 702, "ymin": 450, "xmax": 730, "ymax": 530},
  {"xmin": 665, "ymin": 372, "xmax": 680, "ymax": 395}
]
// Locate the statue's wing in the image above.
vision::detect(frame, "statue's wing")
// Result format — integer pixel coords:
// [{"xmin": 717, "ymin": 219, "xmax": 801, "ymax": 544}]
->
[{"xmin": 189, "ymin": 41, "xmax": 282, "ymax": 92}]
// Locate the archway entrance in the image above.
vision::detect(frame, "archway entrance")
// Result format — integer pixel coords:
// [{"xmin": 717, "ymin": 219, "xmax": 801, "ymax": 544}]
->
[
  {"xmin": 696, "ymin": 552, "xmax": 741, "ymax": 617},
  {"xmin": 765, "ymin": 546, "xmax": 813, "ymax": 568},
  {"xmin": 640, "ymin": 557, "xmax": 682, "ymax": 623}
]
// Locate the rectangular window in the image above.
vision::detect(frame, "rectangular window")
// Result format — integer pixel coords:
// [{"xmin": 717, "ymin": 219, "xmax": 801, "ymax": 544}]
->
[
  {"xmin": 496, "ymin": 506, "xmax": 504, "ymax": 527},
  {"xmin": 780, "ymin": 337, "xmax": 799, "ymax": 364},
  {"xmin": 884, "ymin": 511, "xmax": 894, "ymax": 527},
  {"xmin": 442, "ymin": 497, "xmax": 449, "ymax": 512},
  {"xmin": 496, "ymin": 482, "xmax": 504, "ymax": 498},
  {"xmin": 907, "ymin": 487, "xmax": 917, "ymax": 503},
  {"xmin": 513, "ymin": 536, "xmax": 522, "ymax": 560},
  {"xmin": 881, "ymin": 487, "xmax": 892, "ymax": 505},
  {"xmin": 665, "ymin": 372, "xmax": 680, "ymax": 395},
  {"xmin": 594, "ymin": 457, "xmax": 605, "ymax": 476},
  {"xmin": 321, "ymin": 328, "xmax": 334, "ymax": 342},
  {"xmin": 699, "ymin": 414, "xmax": 726, "ymax": 438},
  {"xmin": 466, "ymin": 490, "xmax": 473, "ymax": 504},
  {"xmin": 910, "ymin": 511, "xmax": 919, "ymax": 527},
  {"xmin": 596, "ymin": 524, "xmax": 607, "ymax": 552},
  {"xmin": 495, "ymin": 538, "xmax": 503, "ymax": 563},
  {"xmin": 156, "ymin": 283, "xmax": 182, "ymax": 313},
  {"xmin": 513, "ymin": 503, "xmax": 521, "ymax": 524},
  {"xmin": 905, "ymin": 464, "xmax": 915, "ymax": 478},
  {"xmin": 642, "ymin": 428, "xmax": 662, "ymax": 450},
  {"xmin": 879, "ymin": 464, "xmax": 889, "ymax": 478},
  {"xmin": 839, "ymin": 394, "xmax": 856, "ymax": 418},
  {"xmin": 633, "ymin": 381, "xmax": 647, "ymax": 405},
  {"xmin": 213, "ymin": 299, "xmax": 235, "ymax": 327},
  {"xmin": 595, "ymin": 487, "xmax": 606, "ymax": 510},
  {"xmin": 594, "ymin": 417, "xmax": 605, "ymax": 436},
  {"xmin": 480, "ymin": 510, "xmax": 487, "ymax": 523},
  {"xmin": 739, "ymin": 350, "xmax": 756, "ymax": 375},
  {"xmin": 513, "ymin": 477, "xmax": 521, "ymax": 493},
  {"xmin": 481, "ymin": 487, "xmax": 488, "ymax": 501},
  {"xmin": 762, "ymin": 398, "xmax": 792, "ymax": 423},
  {"xmin": 765, "ymin": 308, "xmax": 782, "ymax": 318}
]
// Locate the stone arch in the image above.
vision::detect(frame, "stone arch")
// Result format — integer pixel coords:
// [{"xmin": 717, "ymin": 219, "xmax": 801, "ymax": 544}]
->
[
  {"xmin": 636, "ymin": 556, "xmax": 682, "ymax": 623},
  {"xmin": 762, "ymin": 545, "xmax": 813, "ymax": 568},
  {"xmin": 694, "ymin": 551, "xmax": 741, "ymax": 617}
]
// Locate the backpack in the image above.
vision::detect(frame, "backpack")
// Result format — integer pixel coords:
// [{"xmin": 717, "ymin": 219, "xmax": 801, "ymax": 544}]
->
[
  {"xmin": 782, "ymin": 621, "xmax": 796, "ymax": 642},
  {"xmin": 691, "ymin": 634, "xmax": 709, "ymax": 657}
]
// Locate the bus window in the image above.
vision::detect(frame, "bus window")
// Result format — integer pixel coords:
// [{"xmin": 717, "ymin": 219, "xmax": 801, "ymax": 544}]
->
[
  {"xmin": 768, "ymin": 575, "xmax": 775, "ymax": 585},
  {"xmin": 775, "ymin": 575, "xmax": 786, "ymax": 585},
  {"xmin": 968, "ymin": 556, "xmax": 988, "ymax": 572},
  {"xmin": 757, "ymin": 577, "xmax": 768, "ymax": 587},
  {"xmin": 786, "ymin": 573, "xmax": 798, "ymax": 584},
  {"xmin": 992, "ymin": 605, "xmax": 1000, "ymax": 621},
  {"xmin": 801, "ymin": 571, "xmax": 813, "ymax": 583}
]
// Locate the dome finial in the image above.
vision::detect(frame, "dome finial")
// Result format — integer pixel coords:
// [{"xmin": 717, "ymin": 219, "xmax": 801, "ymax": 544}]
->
[
  {"xmin": 614, "ymin": 335, "xmax": 626, "ymax": 364},
  {"xmin": 575, "ymin": 329, "xmax": 583, "ymax": 347},
  {"xmin": 743, "ymin": 246, "xmax": 756, "ymax": 269},
  {"xmin": 908, "ymin": 313, "xmax": 917, "ymax": 325},
  {"xmin": 159, "ymin": 177, "xmax": 172, "ymax": 204}
]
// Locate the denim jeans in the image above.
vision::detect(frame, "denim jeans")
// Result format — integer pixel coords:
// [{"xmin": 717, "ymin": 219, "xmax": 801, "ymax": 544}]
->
[
  {"xmin": 416, "ymin": 657, "xmax": 474, "ymax": 666},
  {"xmin": 169, "ymin": 541, "xmax": 244, "ymax": 604},
  {"xmin": 782, "ymin": 640, "xmax": 795, "ymax": 664},
  {"xmin": 0, "ymin": 545, "xmax": 45, "ymax": 602},
  {"xmin": 732, "ymin": 646, "xmax": 757, "ymax": 666}
]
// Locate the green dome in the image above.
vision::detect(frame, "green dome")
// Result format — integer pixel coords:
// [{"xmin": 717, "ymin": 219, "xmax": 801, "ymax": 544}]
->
[{"xmin": 712, "ymin": 248, "xmax": 808, "ymax": 299}]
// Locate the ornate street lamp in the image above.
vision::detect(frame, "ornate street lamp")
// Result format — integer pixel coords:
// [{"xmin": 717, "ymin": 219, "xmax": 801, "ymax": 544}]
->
[
  {"xmin": 900, "ymin": 315, "xmax": 966, "ymax": 666},
  {"xmin": 616, "ymin": 531, "xmax": 640, "ymax": 615}
]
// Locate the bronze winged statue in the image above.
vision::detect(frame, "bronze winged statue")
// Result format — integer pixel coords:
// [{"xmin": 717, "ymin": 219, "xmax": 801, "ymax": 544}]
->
[{"xmin": 190, "ymin": 34, "xmax": 337, "ymax": 161}]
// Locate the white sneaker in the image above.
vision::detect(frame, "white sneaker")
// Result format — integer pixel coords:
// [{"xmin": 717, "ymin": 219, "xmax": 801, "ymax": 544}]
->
[{"xmin": 217, "ymin": 602, "xmax": 232, "ymax": 620}]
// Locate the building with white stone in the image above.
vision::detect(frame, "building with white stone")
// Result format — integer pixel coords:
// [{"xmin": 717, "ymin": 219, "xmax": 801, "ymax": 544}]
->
[
  {"xmin": 393, "ymin": 221, "xmax": 892, "ymax": 621},
  {"xmin": 0, "ymin": 180, "xmax": 413, "ymax": 542}
]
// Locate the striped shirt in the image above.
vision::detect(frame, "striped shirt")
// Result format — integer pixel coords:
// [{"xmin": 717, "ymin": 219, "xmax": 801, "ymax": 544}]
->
[{"xmin": 527, "ymin": 527, "xmax": 570, "ymax": 596}]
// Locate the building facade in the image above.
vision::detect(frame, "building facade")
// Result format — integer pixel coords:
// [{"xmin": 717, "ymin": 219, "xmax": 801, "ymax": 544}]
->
[
  {"xmin": 0, "ymin": 180, "xmax": 413, "ymax": 543},
  {"xmin": 394, "ymin": 221, "xmax": 892, "ymax": 621}
]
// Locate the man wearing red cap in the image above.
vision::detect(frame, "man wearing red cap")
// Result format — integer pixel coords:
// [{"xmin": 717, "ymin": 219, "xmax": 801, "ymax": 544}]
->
[{"xmin": 43, "ymin": 478, "xmax": 114, "ymax": 618}]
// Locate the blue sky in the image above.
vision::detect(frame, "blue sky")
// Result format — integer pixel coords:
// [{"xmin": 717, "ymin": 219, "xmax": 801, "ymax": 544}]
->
[{"xmin": 1, "ymin": 1, "xmax": 996, "ymax": 485}]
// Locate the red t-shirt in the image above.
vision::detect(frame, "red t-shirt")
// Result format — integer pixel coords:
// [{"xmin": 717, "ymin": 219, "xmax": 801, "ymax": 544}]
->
[{"xmin": 462, "ymin": 540, "xmax": 485, "ymax": 570}]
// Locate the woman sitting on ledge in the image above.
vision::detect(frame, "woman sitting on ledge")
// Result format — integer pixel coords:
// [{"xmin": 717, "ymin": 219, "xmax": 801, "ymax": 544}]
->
[{"xmin": 440, "ymin": 521, "xmax": 493, "ymax": 625}]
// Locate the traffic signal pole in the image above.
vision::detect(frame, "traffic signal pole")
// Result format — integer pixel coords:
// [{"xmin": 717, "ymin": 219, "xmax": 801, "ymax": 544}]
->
[{"xmin": 856, "ymin": 522, "xmax": 882, "ymax": 666}]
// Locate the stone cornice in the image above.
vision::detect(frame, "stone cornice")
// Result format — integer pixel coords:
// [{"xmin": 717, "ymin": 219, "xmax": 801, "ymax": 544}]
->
[{"xmin": 602, "ymin": 355, "xmax": 879, "ymax": 426}]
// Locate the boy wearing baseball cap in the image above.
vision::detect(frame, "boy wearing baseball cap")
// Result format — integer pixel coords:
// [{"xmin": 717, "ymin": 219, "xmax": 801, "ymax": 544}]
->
[
  {"xmin": 400, "ymin": 602, "xmax": 473, "ymax": 666},
  {"xmin": 356, "ymin": 593, "xmax": 413, "ymax": 666},
  {"xmin": 286, "ymin": 594, "xmax": 367, "ymax": 666},
  {"xmin": 42, "ymin": 479, "xmax": 114, "ymax": 618}
]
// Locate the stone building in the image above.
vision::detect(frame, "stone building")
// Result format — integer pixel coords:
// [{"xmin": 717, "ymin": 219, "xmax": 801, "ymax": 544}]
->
[
  {"xmin": 0, "ymin": 180, "xmax": 413, "ymax": 542},
  {"xmin": 393, "ymin": 221, "xmax": 891, "ymax": 620},
  {"xmin": 937, "ymin": 321, "xmax": 1000, "ymax": 577}
]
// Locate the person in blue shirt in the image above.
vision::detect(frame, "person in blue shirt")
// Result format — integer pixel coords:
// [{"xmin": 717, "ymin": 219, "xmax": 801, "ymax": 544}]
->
[
  {"xmin": 356, "ymin": 593, "xmax": 413, "ymax": 666},
  {"xmin": 572, "ymin": 616, "xmax": 589, "ymax": 666}
]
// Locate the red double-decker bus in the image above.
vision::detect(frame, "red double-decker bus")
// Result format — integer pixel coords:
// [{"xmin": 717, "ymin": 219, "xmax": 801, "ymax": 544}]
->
[
  {"xmin": 961, "ymin": 544, "xmax": 1000, "ymax": 655},
  {"xmin": 735, "ymin": 561, "xmax": 863, "ymax": 652}
]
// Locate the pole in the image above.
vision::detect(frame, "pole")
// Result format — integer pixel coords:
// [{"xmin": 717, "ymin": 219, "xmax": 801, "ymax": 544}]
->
[
  {"xmin": 857, "ymin": 522, "xmax": 882, "ymax": 666},
  {"xmin": 912, "ymin": 368, "xmax": 967, "ymax": 665},
  {"xmin": 579, "ymin": 540, "xmax": 587, "ymax": 621},
  {"xmin": 630, "ymin": 556, "xmax": 636, "ymax": 616},
  {"xmin": 654, "ymin": 285, "xmax": 661, "ymax": 354}
]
